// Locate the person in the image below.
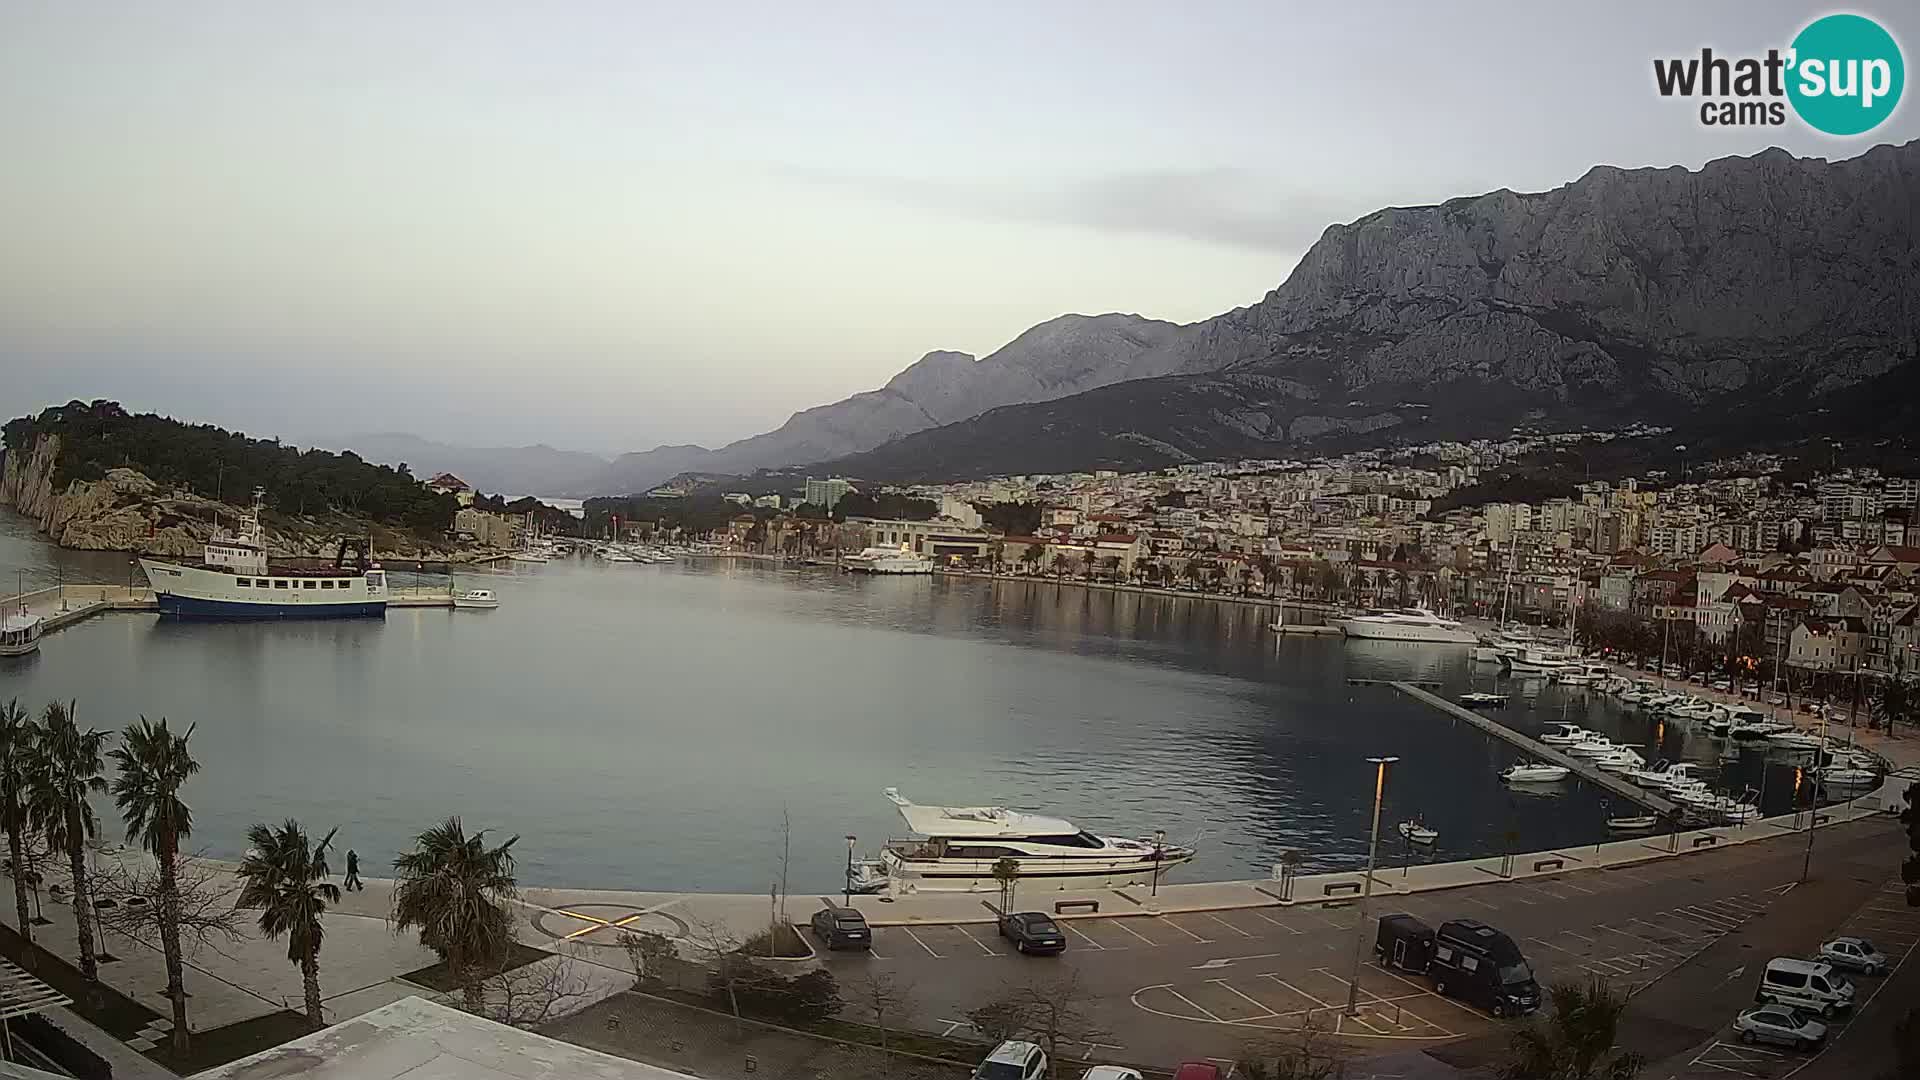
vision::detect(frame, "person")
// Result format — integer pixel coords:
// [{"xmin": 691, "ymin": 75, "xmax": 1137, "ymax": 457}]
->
[{"xmin": 344, "ymin": 849, "xmax": 362, "ymax": 892}]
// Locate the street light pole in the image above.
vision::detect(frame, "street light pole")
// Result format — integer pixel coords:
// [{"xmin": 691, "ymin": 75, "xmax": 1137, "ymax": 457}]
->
[
  {"xmin": 843, "ymin": 835, "xmax": 857, "ymax": 907},
  {"xmin": 1347, "ymin": 755, "xmax": 1398, "ymax": 1017},
  {"xmin": 1801, "ymin": 710, "xmax": 1828, "ymax": 883},
  {"xmin": 1152, "ymin": 828, "xmax": 1166, "ymax": 898}
]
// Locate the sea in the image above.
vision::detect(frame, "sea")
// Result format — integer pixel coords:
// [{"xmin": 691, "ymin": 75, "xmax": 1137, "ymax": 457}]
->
[{"xmin": 0, "ymin": 508, "xmax": 1826, "ymax": 893}]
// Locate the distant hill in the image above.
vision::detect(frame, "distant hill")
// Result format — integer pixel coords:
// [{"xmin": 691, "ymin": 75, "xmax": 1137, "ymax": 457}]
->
[{"xmin": 330, "ymin": 432, "xmax": 608, "ymax": 496}]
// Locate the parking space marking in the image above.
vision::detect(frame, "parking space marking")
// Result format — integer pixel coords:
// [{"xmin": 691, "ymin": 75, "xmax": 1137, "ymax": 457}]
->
[
  {"xmin": 1209, "ymin": 979, "xmax": 1282, "ymax": 1020},
  {"xmin": 1162, "ymin": 917, "xmax": 1215, "ymax": 944},
  {"xmin": 1562, "ymin": 930, "xmax": 1597, "ymax": 944},
  {"xmin": 953, "ymin": 924, "xmax": 999, "ymax": 956},
  {"xmin": 1204, "ymin": 912, "xmax": 1256, "ymax": 939},
  {"xmin": 1111, "ymin": 919, "xmax": 1160, "ymax": 946},
  {"xmin": 900, "ymin": 926, "xmax": 943, "ymax": 958},
  {"xmin": 1594, "ymin": 925, "xmax": 1683, "ymax": 959},
  {"xmin": 1247, "ymin": 908, "xmax": 1304, "ymax": 934},
  {"xmin": 1677, "ymin": 906, "xmax": 1743, "ymax": 931},
  {"xmin": 1063, "ymin": 923, "xmax": 1109, "ymax": 951},
  {"xmin": 1164, "ymin": 987, "xmax": 1226, "ymax": 1023}
]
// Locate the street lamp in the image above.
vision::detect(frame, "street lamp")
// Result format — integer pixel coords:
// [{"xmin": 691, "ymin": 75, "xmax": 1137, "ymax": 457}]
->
[
  {"xmin": 1347, "ymin": 755, "xmax": 1399, "ymax": 1017},
  {"xmin": 1801, "ymin": 709, "xmax": 1829, "ymax": 883},
  {"xmin": 843, "ymin": 835, "xmax": 857, "ymax": 907},
  {"xmin": 1151, "ymin": 829, "xmax": 1167, "ymax": 898}
]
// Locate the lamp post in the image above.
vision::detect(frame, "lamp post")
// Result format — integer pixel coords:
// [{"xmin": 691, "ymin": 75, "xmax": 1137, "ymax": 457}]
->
[
  {"xmin": 1347, "ymin": 755, "xmax": 1398, "ymax": 1017},
  {"xmin": 1801, "ymin": 709, "xmax": 1828, "ymax": 883},
  {"xmin": 843, "ymin": 835, "xmax": 857, "ymax": 907}
]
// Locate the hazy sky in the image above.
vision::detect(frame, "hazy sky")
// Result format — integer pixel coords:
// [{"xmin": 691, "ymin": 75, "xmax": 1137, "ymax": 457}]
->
[{"xmin": 3, "ymin": 1, "xmax": 1915, "ymax": 455}]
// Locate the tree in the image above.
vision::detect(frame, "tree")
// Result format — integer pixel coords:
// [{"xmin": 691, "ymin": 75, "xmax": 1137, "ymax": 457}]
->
[
  {"xmin": 1901, "ymin": 781, "xmax": 1918, "ymax": 907},
  {"xmin": 1079, "ymin": 549, "xmax": 1095, "ymax": 581},
  {"xmin": 236, "ymin": 820, "xmax": 341, "ymax": 1027},
  {"xmin": 968, "ymin": 973, "xmax": 1111, "ymax": 1080},
  {"xmin": 1021, "ymin": 546, "xmax": 1044, "ymax": 573},
  {"xmin": 109, "ymin": 717, "xmax": 200, "ymax": 1051},
  {"xmin": 1050, "ymin": 553, "xmax": 1070, "ymax": 578},
  {"xmin": 851, "ymin": 970, "xmax": 918, "ymax": 1051},
  {"xmin": 25, "ymin": 700, "xmax": 109, "ymax": 983},
  {"xmin": 1238, "ymin": 1022, "xmax": 1351, "ymax": 1080},
  {"xmin": 0, "ymin": 700, "xmax": 38, "ymax": 967},
  {"xmin": 618, "ymin": 929, "xmax": 678, "ymax": 987},
  {"xmin": 1501, "ymin": 977, "xmax": 1644, "ymax": 1080},
  {"xmin": 1873, "ymin": 669, "xmax": 1918, "ymax": 735},
  {"xmin": 391, "ymin": 816, "xmax": 520, "ymax": 1012}
]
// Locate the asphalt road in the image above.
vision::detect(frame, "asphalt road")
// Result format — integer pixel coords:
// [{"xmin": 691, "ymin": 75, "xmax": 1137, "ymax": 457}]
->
[{"xmin": 807, "ymin": 818, "xmax": 1907, "ymax": 1073}]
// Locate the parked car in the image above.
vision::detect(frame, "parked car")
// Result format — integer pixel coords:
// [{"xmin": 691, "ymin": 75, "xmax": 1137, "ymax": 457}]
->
[
  {"xmin": 999, "ymin": 911, "xmax": 1068, "ymax": 955},
  {"xmin": 1755, "ymin": 957, "xmax": 1854, "ymax": 1018},
  {"xmin": 1079, "ymin": 1068, "xmax": 1143, "ymax": 1080},
  {"xmin": 1171, "ymin": 1064, "xmax": 1221, "ymax": 1080},
  {"xmin": 808, "ymin": 906, "xmax": 871, "ymax": 950},
  {"xmin": 975, "ymin": 1041, "xmax": 1047, "ymax": 1080},
  {"xmin": 1818, "ymin": 937, "xmax": 1888, "ymax": 975},
  {"xmin": 1733, "ymin": 1006, "xmax": 1827, "ymax": 1051}
]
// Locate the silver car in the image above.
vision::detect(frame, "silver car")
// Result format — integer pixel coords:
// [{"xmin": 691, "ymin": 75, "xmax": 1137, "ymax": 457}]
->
[
  {"xmin": 1818, "ymin": 936, "xmax": 1888, "ymax": 975},
  {"xmin": 1733, "ymin": 1006, "xmax": 1828, "ymax": 1051}
]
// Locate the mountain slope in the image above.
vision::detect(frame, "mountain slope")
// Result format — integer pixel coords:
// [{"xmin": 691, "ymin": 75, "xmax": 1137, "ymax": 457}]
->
[
  {"xmin": 826, "ymin": 141, "xmax": 1920, "ymax": 482},
  {"xmin": 596, "ymin": 312, "xmax": 1191, "ymax": 493},
  {"xmin": 333, "ymin": 433, "xmax": 609, "ymax": 496}
]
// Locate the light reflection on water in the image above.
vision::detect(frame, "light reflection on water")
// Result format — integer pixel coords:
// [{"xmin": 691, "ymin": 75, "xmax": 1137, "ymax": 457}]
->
[{"xmin": 2, "ymin": 511, "xmax": 1805, "ymax": 892}]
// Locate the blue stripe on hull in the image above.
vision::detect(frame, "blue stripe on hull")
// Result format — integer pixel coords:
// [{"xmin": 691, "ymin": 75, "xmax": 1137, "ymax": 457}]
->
[{"xmin": 155, "ymin": 594, "xmax": 386, "ymax": 620}]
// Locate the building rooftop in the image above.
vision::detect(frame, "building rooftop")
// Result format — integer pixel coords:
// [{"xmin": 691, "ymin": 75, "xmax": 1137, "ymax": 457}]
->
[{"xmin": 195, "ymin": 997, "xmax": 694, "ymax": 1080}]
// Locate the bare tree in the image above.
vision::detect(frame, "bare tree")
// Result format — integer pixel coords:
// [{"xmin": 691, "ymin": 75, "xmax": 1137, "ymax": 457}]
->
[
  {"xmin": 968, "ymin": 972, "xmax": 1111, "ymax": 1080},
  {"xmin": 477, "ymin": 953, "xmax": 596, "ymax": 1029},
  {"xmin": 1237, "ymin": 1022, "xmax": 1352, "ymax": 1080},
  {"xmin": 618, "ymin": 929, "xmax": 678, "ymax": 988},
  {"xmin": 92, "ymin": 850, "xmax": 246, "ymax": 962},
  {"xmin": 684, "ymin": 917, "xmax": 746, "ymax": 1019},
  {"xmin": 851, "ymin": 970, "xmax": 919, "ymax": 1051}
]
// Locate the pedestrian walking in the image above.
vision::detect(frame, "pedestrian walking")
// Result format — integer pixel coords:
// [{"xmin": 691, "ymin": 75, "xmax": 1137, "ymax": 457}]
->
[{"xmin": 344, "ymin": 848, "xmax": 363, "ymax": 892}]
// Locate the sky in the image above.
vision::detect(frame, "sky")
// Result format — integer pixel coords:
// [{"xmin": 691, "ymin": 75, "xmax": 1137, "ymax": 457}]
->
[{"xmin": 2, "ymin": 1, "xmax": 1915, "ymax": 456}]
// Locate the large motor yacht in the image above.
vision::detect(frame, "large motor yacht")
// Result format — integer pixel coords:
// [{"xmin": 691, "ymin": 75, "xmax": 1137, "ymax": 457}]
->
[
  {"xmin": 1328, "ymin": 607, "xmax": 1478, "ymax": 644},
  {"xmin": 843, "ymin": 545, "xmax": 935, "ymax": 575},
  {"xmin": 860, "ymin": 788, "xmax": 1195, "ymax": 893}
]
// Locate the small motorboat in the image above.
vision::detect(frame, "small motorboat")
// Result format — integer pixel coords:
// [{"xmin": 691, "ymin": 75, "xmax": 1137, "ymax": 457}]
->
[
  {"xmin": 1818, "ymin": 766, "xmax": 1880, "ymax": 787},
  {"xmin": 1567, "ymin": 737, "xmax": 1618, "ymax": 758},
  {"xmin": 1460, "ymin": 691, "xmax": 1509, "ymax": 708},
  {"xmin": 1539, "ymin": 723, "xmax": 1593, "ymax": 745},
  {"xmin": 452, "ymin": 589, "xmax": 500, "ymax": 610},
  {"xmin": 1607, "ymin": 815, "xmax": 1659, "ymax": 831},
  {"xmin": 1593, "ymin": 748, "xmax": 1646, "ymax": 773},
  {"xmin": 1397, "ymin": 821, "xmax": 1439, "ymax": 845},
  {"xmin": 1501, "ymin": 762, "xmax": 1571, "ymax": 783},
  {"xmin": 1767, "ymin": 730, "xmax": 1824, "ymax": 751}
]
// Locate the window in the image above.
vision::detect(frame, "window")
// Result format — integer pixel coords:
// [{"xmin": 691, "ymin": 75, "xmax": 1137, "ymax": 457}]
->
[
  {"xmin": 1768, "ymin": 969, "xmax": 1807, "ymax": 989},
  {"xmin": 235, "ymin": 578, "xmax": 251, "ymax": 587},
  {"xmin": 274, "ymin": 580, "xmax": 289, "ymax": 589},
  {"xmin": 303, "ymin": 580, "xmax": 317, "ymax": 590},
  {"xmin": 320, "ymin": 579, "xmax": 334, "ymax": 589}
]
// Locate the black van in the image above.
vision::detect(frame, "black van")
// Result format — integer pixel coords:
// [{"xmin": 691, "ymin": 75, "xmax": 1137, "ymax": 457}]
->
[
  {"xmin": 1374, "ymin": 914, "xmax": 1435, "ymax": 973},
  {"xmin": 1430, "ymin": 919, "xmax": 1541, "ymax": 1018}
]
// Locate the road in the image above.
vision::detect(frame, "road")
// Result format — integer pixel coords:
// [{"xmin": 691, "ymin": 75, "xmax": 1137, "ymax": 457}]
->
[{"xmin": 806, "ymin": 818, "xmax": 1907, "ymax": 1073}]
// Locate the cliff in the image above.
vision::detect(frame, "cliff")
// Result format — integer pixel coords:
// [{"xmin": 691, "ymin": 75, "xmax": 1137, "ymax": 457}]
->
[
  {"xmin": 2, "ymin": 432, "xmax": 465, "ymax": 558},
  {"xmin": 826, "ymin": 140, "xmax": 1920, "ymax": 481}
]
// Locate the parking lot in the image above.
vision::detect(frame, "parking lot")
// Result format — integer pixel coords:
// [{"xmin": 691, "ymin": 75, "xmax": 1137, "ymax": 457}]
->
[{"xmin": 1673, "ymin": 877, "xmax": 1920, "ymax": 1080}]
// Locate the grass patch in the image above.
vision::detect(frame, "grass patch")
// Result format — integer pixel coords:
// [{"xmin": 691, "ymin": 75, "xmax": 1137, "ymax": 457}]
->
[
  {"xmin": 148, "ymin": 1009, "xmax": 315, "ymax": 1073},
  {"xmin": 0, "ymin": 917, "xmax": 163, "ymax": 1040},
  {"xmin": 644, "ymin": 986, "xmax": 984, "ymax": 1063},
  {"xmin": 402, "ymin": 940, "xmax": 549, "ymax": 992}
]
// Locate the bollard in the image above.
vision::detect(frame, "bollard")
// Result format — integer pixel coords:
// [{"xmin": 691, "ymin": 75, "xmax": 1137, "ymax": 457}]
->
[{"xmin": 746, "ymin": 1054, "xmax": 757, "ymax": 1073}]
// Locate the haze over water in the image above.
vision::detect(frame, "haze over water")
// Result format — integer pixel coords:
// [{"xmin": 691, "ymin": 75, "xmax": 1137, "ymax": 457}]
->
[{"xmin": 5, "ymin": 509, "xmax": 1819, "ymax": 893}]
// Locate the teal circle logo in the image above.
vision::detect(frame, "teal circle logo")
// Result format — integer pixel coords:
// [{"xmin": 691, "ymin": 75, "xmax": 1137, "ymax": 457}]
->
[{"xmin": 1787, "ymin": 14, "xmax": 1904, "ymax": 135}]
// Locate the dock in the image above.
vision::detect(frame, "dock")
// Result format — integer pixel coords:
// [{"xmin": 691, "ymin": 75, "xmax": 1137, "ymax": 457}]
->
[{"xmin": 1389, "ymin": 681, "xmax": 1678, "ymax": 816}]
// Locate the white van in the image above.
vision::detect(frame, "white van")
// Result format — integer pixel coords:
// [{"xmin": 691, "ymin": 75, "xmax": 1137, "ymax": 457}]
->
[{"xmin": 1755, "ymin": 958, "xmax": 1854, "ymax": 1017}]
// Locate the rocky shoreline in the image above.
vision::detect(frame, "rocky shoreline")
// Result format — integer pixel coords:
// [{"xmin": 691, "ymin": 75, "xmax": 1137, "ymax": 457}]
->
[{"xmin": 1, "ymin": 433, "xmax": 492, "ymax": 562}]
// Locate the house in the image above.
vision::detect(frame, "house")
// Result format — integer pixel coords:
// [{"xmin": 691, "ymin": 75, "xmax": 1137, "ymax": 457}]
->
[{"xmin": 1788, "ymin": 616, "xmax": 1868, "ymax": 671}]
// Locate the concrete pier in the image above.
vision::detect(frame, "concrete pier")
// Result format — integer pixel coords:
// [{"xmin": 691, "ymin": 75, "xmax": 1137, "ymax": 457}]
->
[{"xmin": 1390, "ymin": 680, "xmax": 1679, "ymax": 816}]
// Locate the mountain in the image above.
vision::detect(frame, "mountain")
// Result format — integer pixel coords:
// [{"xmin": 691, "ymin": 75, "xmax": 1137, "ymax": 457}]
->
[
  {"xmin": 330, "ymin": 433, "xmax": 609, "ymax": 496},
  {"xmin": 596, "ymin": 313, "xmax": 1192, "ymax": 493},
  {"xmin": 825, "ymin": 141, "xmax": 1920, "ymax": 482}
]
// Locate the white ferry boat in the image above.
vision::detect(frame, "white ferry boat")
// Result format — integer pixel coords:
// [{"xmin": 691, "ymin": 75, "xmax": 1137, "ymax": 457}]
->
[
  {"xmin": 0, "ymin": 608, "xmax": 41, "ymax": 658},
  {"xmin": 860, "ymin": 788, "xmax": 1195, "ymax": 893},
  {"xmin": 1327, "ymin": 607, "xmax": 1477, "ymax": 644},
  {"xmin": 844, "ymin": 544, "xmax": 935, "ymax": 575},
  {"xmin": 138, "ymin": 492, "xmax": 388, "ymax": 620}
]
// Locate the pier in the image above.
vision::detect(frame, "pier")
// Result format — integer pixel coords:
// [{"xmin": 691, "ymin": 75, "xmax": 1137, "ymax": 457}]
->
[{"xmin": 1389, "ymin": 681, "xmax": 1678, "ymax": 816}]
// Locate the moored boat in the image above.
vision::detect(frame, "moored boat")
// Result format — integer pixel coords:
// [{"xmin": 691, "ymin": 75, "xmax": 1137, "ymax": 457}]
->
[
  {"xmin": 139, "ymin": 491, "xmax": 388, "ymax": 620},
  {"xmin": 1397, "ymin": 821, "xmax": 1439, "ymax": 845},
  {"xmin": 870, "ymin": 788, "xmax": 1194, "ymax": 892},
  {"xmin": 452, "ymin": 589, "xmax": 500, "ymax": 610},
  {"xmin": 1500, "ymin": 762, "xmax": 1571, "ymax": 783}
]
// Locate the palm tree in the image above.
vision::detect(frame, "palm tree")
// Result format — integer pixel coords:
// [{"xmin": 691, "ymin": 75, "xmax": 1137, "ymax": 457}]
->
[
  {"xmin": 0, "ymin": 700, "xmax": 38, "ymax": 967},
  {"xmin": 391, "ymin": 816, "xmax": 519, "ymax": 1011},
  {"xmin": 1502, "ymin": 977, "xmax": 1644, "ymax": 1080},
  {"xmin": 109, "ymin": 717, "xmax": 199, "ymax": 1051},
  {"xmin": 236, "ymin": 820, "xmax": 341, "ymax": 1027},
  {"xmin": 1079, "ymin": 549, "xmax": 1095, "ymax": 581},
  {"xmin": 1049, "ymin": 552, "xmax": 1070, "ymax": 578},
  {"xmin": 26, "ymin": 700, "xmax": 109, "ymax": 982}
]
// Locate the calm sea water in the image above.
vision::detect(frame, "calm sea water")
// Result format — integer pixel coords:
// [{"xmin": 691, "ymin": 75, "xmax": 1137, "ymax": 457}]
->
[{"xmin": 0, "ymin": 509, "xmax": 1822, "ymax": 892}]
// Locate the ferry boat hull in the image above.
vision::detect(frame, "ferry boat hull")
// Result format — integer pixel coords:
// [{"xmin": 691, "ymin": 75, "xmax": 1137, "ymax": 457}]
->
[{"xmin": 152, "ymin": 591, "xmax": 385, "ymax": 620}]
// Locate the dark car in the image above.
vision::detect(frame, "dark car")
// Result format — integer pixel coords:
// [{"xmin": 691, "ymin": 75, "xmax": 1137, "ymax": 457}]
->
[
  {"xmin": 809, "ymin": 906, "xmax": 871, "ymax": 950},
  {"xmin": 998, "ymin": 912, "xmax": 1068, "ymax": 954}
]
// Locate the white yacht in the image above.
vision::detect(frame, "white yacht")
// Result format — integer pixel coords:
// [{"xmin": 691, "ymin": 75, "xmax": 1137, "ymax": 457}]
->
[
  {"xmin": 866, "ymin": 789, "xmax": 1194, "ymax": 892},
  {"xmin": 844, "ymin": 545, "xmax": 935, "ymax": 575},
  {"xmin": 1328, "ymin": 608, "xmax": 1477, "ymax": 644},
  {"xmin": 0, "ymin": 607, "xmax": 41, "ymax": 658},
  {"xmin": 452, "ymin": 589, "xmax": 499, "ymax": 610}
]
